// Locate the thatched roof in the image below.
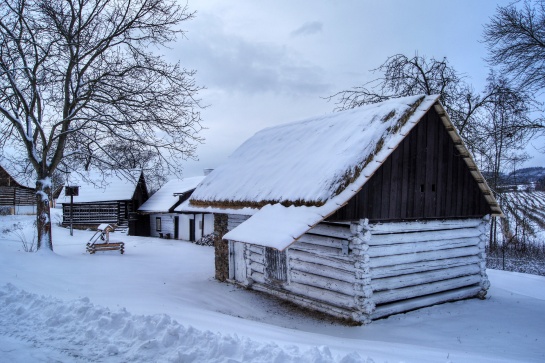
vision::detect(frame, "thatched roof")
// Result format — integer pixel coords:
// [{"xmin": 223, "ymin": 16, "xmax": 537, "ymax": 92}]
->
[
  {"xmin": 0, "ymin": 160, "xmax": 36, "ymax": 189},
  {"xmin": 138, "ymin": 176, "xmax": 204, "ymax": 213},
  {"xmin": 57, "ymin": 169, "xmax": 145, "ymax": 204},
  {"xmin": 184, "ymin": 95, "xmax": 500, "ymax": 250}
]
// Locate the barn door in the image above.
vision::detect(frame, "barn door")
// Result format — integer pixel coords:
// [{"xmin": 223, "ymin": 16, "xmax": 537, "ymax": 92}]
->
[{"xmin": 229, "ymin": 241, "xmax": 247, "ymax": 284}]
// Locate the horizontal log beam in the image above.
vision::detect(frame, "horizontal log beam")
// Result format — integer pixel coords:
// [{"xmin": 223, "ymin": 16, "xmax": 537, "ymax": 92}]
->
[
  {"xmin": 248, "ymin": 261, "xmax": 264, "ymax": 274},
  {"xmin": 368, "ymin": 219, "xmax": 483, "ymax": 235},
  {"xmin": 248, "ymin": 251, "xmax": 264, "ymax": 264},
  {"xmin": 368, "ymin": 237, "xmax": 481, "ymax": 258},
  {"xmin": 283, "ymin": 281, "xmax": 358, "ymax": 309},
  {"xmin": 373, "ymin": 274, "xmax": 482, "ymax": 305},
  {"xmin": 289, "ymin": 258, "xmax": 357, "ymax": 283},
  {"xmin": 370, "ymin": 246, "xmax": 480, "ymax": 268},
  {"xmin": 368, "ymin": 227, "xmax": 483, "ymax": 246},
  {"xmin": 290, "ymin": 242, "xmax": 353, "ymax": 260},
  {"xmin": 372, "ymin": 264, "xmax": 481, "ymax": 292},
  {"xmin": 307, "ymin": 223, "xmax": 354, "ymax": 239},
  {"xmin": 297, "ymin": 233, "xmax": 348, "ymax": 250},
  {"xmin": 288, "ymin": 249, "xmax": 356, "ymax": 271},
  {"xmin": 250, "ymin": 283, "xmax": 359, "ymax": 322},
  {"xmin": 372, "ymin": 285, "xmax": 482, "ymax": 319},
  {"xmin": 290, "ymin": 269, "xmax": 356, "ymax": 296},
  {"xmin": 248, "ymin": 245, "xmax": 264, "ymax": 255},
  {"xmin": 370, "ymin": 255, "xmax": 481, "ymax": 279},
  {"xmin": 249, "ymin": 270, "xmax": 265, "ymax": 283}
]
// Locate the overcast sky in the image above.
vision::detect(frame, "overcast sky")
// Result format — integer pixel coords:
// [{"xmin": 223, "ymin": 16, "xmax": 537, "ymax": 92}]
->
[{"xmin": 171, "ymin": 0, "xmax": 544, "ymax": 177}]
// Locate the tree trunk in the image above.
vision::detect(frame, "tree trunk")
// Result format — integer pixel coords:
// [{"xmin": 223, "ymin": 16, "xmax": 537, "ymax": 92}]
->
[{"xmin": 36, "ymin": 178, "xmax": 53, "ymax": 251}]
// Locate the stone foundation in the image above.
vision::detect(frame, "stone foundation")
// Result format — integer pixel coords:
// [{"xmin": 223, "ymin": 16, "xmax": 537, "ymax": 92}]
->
[{"xmin": 214, "ymin": 213, "xmax": 229, "ymax": 281}]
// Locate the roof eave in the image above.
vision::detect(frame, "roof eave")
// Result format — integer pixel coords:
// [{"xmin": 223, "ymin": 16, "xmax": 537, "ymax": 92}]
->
[{"xmin": 432, "ymin": 102, "xmax": 504, "ymax": 217}]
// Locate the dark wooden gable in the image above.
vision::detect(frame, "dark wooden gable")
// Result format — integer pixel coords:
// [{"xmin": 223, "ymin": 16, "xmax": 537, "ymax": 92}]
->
[
  {"xmin": 130, "ymin": 172, "xmax": 150, "ymax": 210},
  {"xmin": 327, "ymin": 107, "xmax": 491, "ymax": 222},
  {"xmin": 0, "ymin": 165, "xmax": 36, "ymax": 207},
  {"xmin": 0, "ymin": 165, "xmax": 20, "ymax": 187}
]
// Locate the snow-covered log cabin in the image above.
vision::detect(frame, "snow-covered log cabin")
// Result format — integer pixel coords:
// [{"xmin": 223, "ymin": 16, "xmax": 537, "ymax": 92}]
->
[
  {"xmin": 183, "ymin": 95, "xmax": 502, "ymax": 324},
  {"xmin": 57, "ymin": 170, "xmax": 149, "ymax": 233},
  {"xmin": 0, "ymin": 163, "xmax": 36, "ymax": 215},
  {"xmin": 137, "ymin": 176, "xmax": 213, "ymax": 241}
]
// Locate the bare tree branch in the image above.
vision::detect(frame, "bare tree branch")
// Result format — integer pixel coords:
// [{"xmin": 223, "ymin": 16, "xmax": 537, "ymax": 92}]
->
[{"xmin": 0, "ymin": 0, "xmax": 204, "ymax": 250}]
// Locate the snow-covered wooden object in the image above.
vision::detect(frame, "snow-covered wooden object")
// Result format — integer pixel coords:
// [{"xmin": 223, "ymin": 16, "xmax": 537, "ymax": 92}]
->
[
  {"xmin": 182, "ymin": 95, "xmax": 500, "ymax": 324},
  {"xmin": 227, "ymin": 216, "xmax": 489, "ymax": 324},
  {"xmin": 0, "ymin": 163, "xmax": 37, "ymax": 215}
]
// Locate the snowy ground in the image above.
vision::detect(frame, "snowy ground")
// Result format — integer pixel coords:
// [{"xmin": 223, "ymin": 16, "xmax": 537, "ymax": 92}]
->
[{"xmin": 0, "ymin": 210, "xmax": 544, "ymax": 362}]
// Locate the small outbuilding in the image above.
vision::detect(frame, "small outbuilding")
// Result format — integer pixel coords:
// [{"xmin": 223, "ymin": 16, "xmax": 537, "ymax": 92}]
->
[
  {"xmin": 57, "ymin": 170, "xmax": 149, "ymax": 232},
  {"xmin": 183, "ymin": 94, "xmax": 502, "ymax": 324},
  {"xmin": 137, "ymin": 176, "xmax": 213, "ymax": 241},
  {"xmin": 0, "ymin": 162, "xmax": 36, "ymax": 215}
]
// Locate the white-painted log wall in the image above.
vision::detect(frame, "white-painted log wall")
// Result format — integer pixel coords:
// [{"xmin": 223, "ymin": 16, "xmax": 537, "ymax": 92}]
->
[{"xmin": 225, "ymin": 214, "xmax": 489, "ymax": 324}]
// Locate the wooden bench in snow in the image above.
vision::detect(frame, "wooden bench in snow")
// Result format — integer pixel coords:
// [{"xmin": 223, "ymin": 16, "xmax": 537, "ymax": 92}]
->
[{"xmin": 86, "ymin": 223, "xmax": 125, "ymax": 254}]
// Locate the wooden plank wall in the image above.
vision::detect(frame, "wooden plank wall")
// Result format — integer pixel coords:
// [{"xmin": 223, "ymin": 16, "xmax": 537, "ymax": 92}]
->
[
  {"xmin": 228, "ymin": 215, "xmax": 372, "ymax": 322},
  {"xmin": 225, "ymin": 214, "xmax": 488, "ymax": 324},
  {"xmin": 62, "ymin": 202, "xmax": 118, "ymax": 225},
  {"xmin": 0, "ymin": 186, "xmax": 36, "ymax": 207},
  {"xmin": 284, "ymin": 220, "xmax": 372, "ymax": 322},
  {"xmin": 367, "ymin": 218, "xmax": 489, "ymax": 319},
  {"xmin": 328, "ymin": 108, "xmax": 491, "ymax": 222}
]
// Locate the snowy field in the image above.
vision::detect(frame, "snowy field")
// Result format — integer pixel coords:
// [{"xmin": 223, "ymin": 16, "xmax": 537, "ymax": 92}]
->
[{"xmin": 0, "ymin": 210, "xmax": 544, "ymax": 362}]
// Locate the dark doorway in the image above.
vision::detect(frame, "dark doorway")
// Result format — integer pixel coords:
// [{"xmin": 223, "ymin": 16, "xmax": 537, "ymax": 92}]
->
[
  {"xmin": 189, "ymin": 218, "xmax": 195, "ymax": 242},
  {"xmin": 174, "ymin": 216, "xmax": 179, "ymax": 239}
]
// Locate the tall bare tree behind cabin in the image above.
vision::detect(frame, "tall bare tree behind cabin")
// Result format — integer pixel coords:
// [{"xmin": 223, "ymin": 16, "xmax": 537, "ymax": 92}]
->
[
  {"xmin": 484, "ymin": 0, "xmax": 545, "ymax": 94},
  {"xmin": 328, "ymin": 54, "xmax": 493, "ymax": 152},
  {"xmin": 0, "ymin": 0, "xmax": 204, "ymax": 251},
  {"xmin": 483, "ymin": 0, "xmax": 545, "ymax": 146}
]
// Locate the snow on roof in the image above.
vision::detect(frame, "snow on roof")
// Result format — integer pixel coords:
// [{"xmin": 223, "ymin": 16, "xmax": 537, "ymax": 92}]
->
[
  {"xmin": 138, "ymin": 176, "xmax": 205, "ymax": 213},
  {"xmin": 185, "ymin": 94, "xmax": 500, "ymax": 250},
  {"xmin": 57, "ymin": 170, "xmax": 144, "ymax": 204},
  {"xmin": 191, "ymin": 94, "xmax": 433, "ymax": 208},
  {"xmin": 0, "ymin": 160, "xmax": 36, "ymax": 189},
  {"xmin": 223, "ymin": 204, "xmax": 338, "ymax": 249}
]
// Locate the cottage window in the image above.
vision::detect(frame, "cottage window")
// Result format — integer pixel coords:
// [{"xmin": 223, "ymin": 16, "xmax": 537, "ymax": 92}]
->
[
  {"xmin": 156, "ymin": 217, "xmax": 162, "ymax": 232},
  {"xmin": 265, "ymin": 247, "xmax": 287, "ymax": 283}
]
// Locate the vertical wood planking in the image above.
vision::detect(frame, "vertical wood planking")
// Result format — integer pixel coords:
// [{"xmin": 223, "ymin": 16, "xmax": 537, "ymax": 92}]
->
[
  {"xmin": 326, "ymin": 107, "xmax": 493, "ymax": 223},
  {"xmin": 400, "ymin": 135, "xmax": 410, "ymax": 219},
  {"xmin": 381, "ymin": 154, "xmax": 392, "ymax": 219}
]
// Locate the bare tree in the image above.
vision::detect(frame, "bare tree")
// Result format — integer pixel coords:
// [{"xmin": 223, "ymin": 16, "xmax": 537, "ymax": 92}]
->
[
  {"xmin": 0, "ymin": 0, "xmax": 204, "ymax": 251},
  {"xmin": 328, "ymin": 54, "xmax": 493, "ymax": 150},
  {"xmin": 484, "ymin": 0, "xmax": 545, "ymax": 93},
  {"xmin": 478, "ymin": 73, "xmax": 536, "ymax": 190},
  {"xmin": 474, "ymin": 73, "xmax": 536, "ymax": 249}
]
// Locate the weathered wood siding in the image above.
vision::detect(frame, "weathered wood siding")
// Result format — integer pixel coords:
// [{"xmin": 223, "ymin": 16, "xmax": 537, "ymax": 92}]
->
[
  {"xmin": 61, "ymin": 200, "xmax": 132, "ymax": 227},
  {"xmin": 0, "ymin": 166, "xmax": 36, "ymax": 215},
  {"xmin": 328, "ymin": 108, "xmax": 491, "ymax": 222},
  {"xmin": 223, "ymin": 215, "xmax": 489, "ymax": 324},
  {"xmin": 227, "ymin": 216, "xmax": 370, "ymax": 322},
  {"xmin": 366, "ymin": 218, "xmax": 489, "ymax": 319}
]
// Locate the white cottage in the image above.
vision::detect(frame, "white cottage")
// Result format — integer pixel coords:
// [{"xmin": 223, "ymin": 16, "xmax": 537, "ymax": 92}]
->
[
  {"xmin": 182, "ymin": 95, "xmax": 502, "ymax": 324},
  {"xmin": 138, "ymin": 177, "xmax": 213, "ymax": 241}
]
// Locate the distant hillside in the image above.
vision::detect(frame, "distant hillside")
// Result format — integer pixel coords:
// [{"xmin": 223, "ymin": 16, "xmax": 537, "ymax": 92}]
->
[
  {"xmin": 505, "ymin": 167, "xmax": 545, "ymax": 184},
  {"xmin": 482, "ymin": 167, "xmax": 545, "ymax": 190}
]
